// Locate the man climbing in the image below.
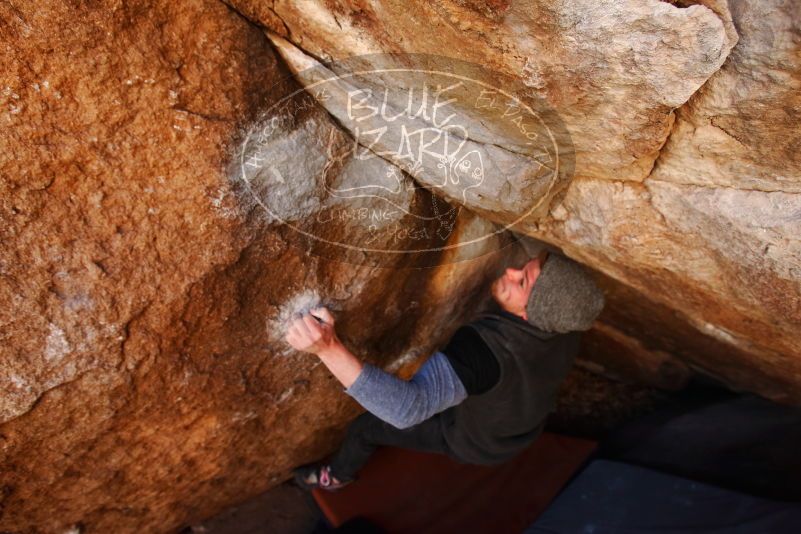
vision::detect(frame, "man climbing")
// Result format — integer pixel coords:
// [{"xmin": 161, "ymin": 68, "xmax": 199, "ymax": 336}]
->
[{"xmin": 284, "ymin": 248, "xmax": 605, "ymax": 491}]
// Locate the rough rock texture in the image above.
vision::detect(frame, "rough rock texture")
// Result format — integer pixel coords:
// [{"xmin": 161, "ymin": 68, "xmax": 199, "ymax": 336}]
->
[
  {"xmin": 267, "ymin": 33, "xmax": 575, "ymax": 222},
  {"xmin": 240, "ymin": 0, "xmax": 801, "ymax": 402},
  {"xmin": 233, "ymin": 0, "xmax": 737, "ymax": 184},
  {"xmin": 0, "ymin": 1, "xmax": 518, "ymax": 532},
  {"xmin": 543, "ymin": 0, "xmax": 801, "ymax": 400},
  {"xmin": 2, "ymin": 0, "xmax": 801, "ymax": 532}
]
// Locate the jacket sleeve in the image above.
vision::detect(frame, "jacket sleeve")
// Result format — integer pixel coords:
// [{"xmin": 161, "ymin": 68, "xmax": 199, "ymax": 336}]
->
[{"xmin": 344, "ymin": 351, "xmax": 468, "ymax": 430}]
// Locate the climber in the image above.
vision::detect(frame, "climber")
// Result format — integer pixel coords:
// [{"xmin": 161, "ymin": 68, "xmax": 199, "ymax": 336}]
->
[{"xmin": 284, "ymin": 248, "xmax": 605, "ymax": 491}]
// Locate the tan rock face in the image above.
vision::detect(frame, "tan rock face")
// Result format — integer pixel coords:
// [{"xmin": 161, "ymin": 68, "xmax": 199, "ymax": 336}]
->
[
  {"xmin": 2, "ymin": 0, "xmax": 800, "ymax": 531},
  {"xmin": 0, "ymin": 0, "xmax": 519, "ymax": 531},
  {"xmin": 236, "ymin": 0, "xmax": 737, "ymax": 183},
  {"xmin": 542, "ymin": 0, "xmax": 801, "ymax": 400}
]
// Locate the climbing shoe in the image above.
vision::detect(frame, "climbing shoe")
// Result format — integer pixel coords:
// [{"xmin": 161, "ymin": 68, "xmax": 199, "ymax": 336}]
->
[{"xmin": 293, "ymin": 463, "xmax": 354, "ymax": 492}]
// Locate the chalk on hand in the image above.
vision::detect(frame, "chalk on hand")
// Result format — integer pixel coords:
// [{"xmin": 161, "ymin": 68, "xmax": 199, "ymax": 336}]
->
[{"xmin": 270, "ymin": 290, "xmax": 337, "ymax": 356}]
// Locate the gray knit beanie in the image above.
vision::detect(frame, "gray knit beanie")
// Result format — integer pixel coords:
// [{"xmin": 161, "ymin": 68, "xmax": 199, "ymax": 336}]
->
[{"xmin": 526, "ymin": 253, "xmax": 605, "ymax": 333}]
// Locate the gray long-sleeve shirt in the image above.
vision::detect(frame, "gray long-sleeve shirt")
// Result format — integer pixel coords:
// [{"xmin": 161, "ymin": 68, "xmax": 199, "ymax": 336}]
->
[{"xmin": 344, "ymin": 350, "xmax": 468, "ymax": 429}]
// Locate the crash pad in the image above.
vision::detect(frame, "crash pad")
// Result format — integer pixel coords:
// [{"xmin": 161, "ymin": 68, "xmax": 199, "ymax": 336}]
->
[{"xmin": 312, "ymin": 432, "xmax": 596, "ymax": 533}]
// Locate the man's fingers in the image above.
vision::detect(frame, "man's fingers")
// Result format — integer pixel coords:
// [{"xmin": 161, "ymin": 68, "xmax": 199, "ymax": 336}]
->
[
  {"xmin": 286, "ymin": 332, "xmax": 300, "ymax": 349},
  {"xmin": 294, "ymin": 317, "xmax": 314, "ymax": 340},
  {"xmin": 286, "ymin": 323, "xmax": 315, "ymax": 352},
  {"xmin": 285, "ymin": 325, "xmax": 303, "ymax": 345},
  {"xmin": 285, "ymin": 312, "xmax": 331, "ymax": 352},
  {"xmin": 310, "ymin": 307, "xmax": 334, "ymax": 325},
  {"xmin": 302, "ymin": 314, "xmax": 323, "ymax": 340},
  {"xmin": 287, "ymin": 320, "xmax": 303, "ymax": 338},
  {"xmin": 288, "ymin": 319, "xmax": 309, "ymax": 340}
]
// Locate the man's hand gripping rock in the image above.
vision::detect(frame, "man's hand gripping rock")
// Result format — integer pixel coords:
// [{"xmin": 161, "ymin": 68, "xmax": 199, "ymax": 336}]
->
[{"xmin": 285, "ymin": 307, "xmax": 340, "ymax": 356}]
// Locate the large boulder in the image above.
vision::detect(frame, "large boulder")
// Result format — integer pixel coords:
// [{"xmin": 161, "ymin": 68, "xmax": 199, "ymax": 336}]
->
[
  {"xmin": 541, "ymin": 0, "xmax": 801, "ymax": 400},
  {"xmin": 0, "ymin": 0, "xmax": 515, "ymax": 531},
  {"xmin": 2, "ymin": 0, "xmax": 800, "ymax": 531}
]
